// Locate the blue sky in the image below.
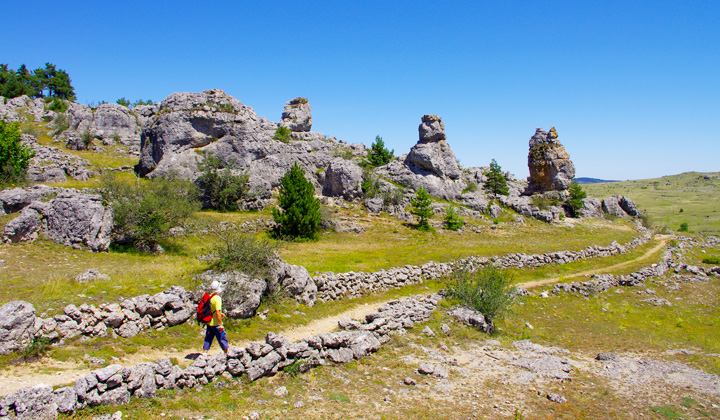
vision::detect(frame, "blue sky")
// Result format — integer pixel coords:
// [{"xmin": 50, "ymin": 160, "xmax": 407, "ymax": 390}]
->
[{"xmin": 3, "ymin": 1, "xmax": 718, "ymax": 180}]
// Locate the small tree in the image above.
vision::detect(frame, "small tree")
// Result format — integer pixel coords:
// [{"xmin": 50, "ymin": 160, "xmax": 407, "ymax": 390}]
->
[
  {"xmin": 411, "ymin": 186, "xmax": 433, "ymax": 231},
  {"xmin": 272, "ymin": 163, "xmax": 322, "ymax": 240},
  {"xmin": 116, "ymin": 97, "xmax": 131, "ymax": 107},
  {"xmin": 566, "ymin": 180, "xmax": 587, "ymax": 217},
  {"xmin": 196, "ymin": 150, "xmax": 250, "ymax": 211},
  {"xmin": 0, "ymin": 121, "xmax": 35, "ymax": 186},
  {"xmin": 484, "ymin": 159, "xmax": 509, "ymax": 197},
  {"xmin": 273, "ymin": 126, "xmax": 292, "ymax": 143},
  {"xmin": 367, "ymin": 135, "xmax": 394, "ymax": 167},
  {"xmin": 210, "ymin": 227, "xmax": 279, "ymax": 280},
  {"xmin": 446, "ymin": 266, "xmax": 516, "ymax": 332},
  {"xmin": 100, "ymin": 173, "xmax": 200, "ymax": 251},
  {"xmin": 444, "ymin": 204, "xmax": 465, "ymax": 231}
]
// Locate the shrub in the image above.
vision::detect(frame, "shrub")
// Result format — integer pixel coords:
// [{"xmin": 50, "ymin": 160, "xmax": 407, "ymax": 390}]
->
[
  {"xmin": 81, "ymin": 129, "xmax": 94, "ymax": 149},
  {"xmin": 52, "ymin": 113, "xmax": 69, "ymax": 135},
  {"xmin": 116, "ymin": 97, "xmax": 130, "ymax": 107},
  {"xmin": 273, "ymin": 126, "xmax": 292, "ymax": 143},
  {"xmin": 639, "ymin": 212, "xmax": 652, "ymax": 229},
  {"xmin": 196, "ymin": 150, "xmax": 250, "ymax": 210},
  {"xmin": 444, "ymin": 204, "xmax": 465, "ymax": 231},
  {"xmin": 463, "ymin": 180, "xmax": 478, "ymax": 193},
  {"xmin": 100, "ymin": 173, "xmax": 200, "ymax": 250},
  {"xmin": 410, "ymin": 186, "xmax": 433, "ymax": 231},
  {"xmin": 0, "ymin": 121, "xmax": 35, "ymax": 186},
  {"xmin": 209, "ymin": 228, "xmax": 279, "ymax": 280},
  {"xmin": 366, "ymin": 135, "xmax": 394, "ymax": 167},
  {"xmin": 483, "ymin": 159, "xmax": 509, "ymax": 196},
  {"xmin": 446, "ymin": 266, "xmax": 516, "ymax": 330},
  {"xmin": 702, "ymin": 256, "xmax": 720, "ymax": 265},
  {"xmin": 382, "ymin": 187, "xmax": 405, "ymax": 207},
  {"xmin": 361, "ymin": 167, "xmax": 381, "ymax": 198},
  {"xmin": 47, "ymin": 98, "xmax": 68, "ymax": 113},
  {"xmin": 566, "ymin": 180, "xmax": 587, "ymax": 217},
  {"xmin": 272, "ymin": 163, "xmax": 322, "ymax": 240},
  {"xmin": 679, "ymin": 223, "xmax": 689, "ymax": 232}
]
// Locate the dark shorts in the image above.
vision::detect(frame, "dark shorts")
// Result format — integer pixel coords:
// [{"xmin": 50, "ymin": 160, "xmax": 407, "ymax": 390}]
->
[{"xmin": 203, "ymin": 325, "xmax": 229, "ymax": 351}]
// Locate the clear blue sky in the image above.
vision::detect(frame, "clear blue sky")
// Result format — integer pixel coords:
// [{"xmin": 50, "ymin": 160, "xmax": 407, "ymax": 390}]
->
[{"xmin": 3, "ymin": 1, "xmax": 718, "ymax": 180}]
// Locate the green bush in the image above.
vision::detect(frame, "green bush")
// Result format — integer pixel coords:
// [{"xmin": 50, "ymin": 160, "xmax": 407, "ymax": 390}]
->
[
  {"xmin": 679, "ymin": 223, "xmax": 689, "ymax": 232},
  {"xmin": 209, "ymin": 228, "xmax": 279, "ymax": 280},
  {"xmin": 463, "ymin": 180, "xmax": 478, "ymax": 193},
  {"xmin": 116, "ymin": 97, "xmax": 130, "ymax": 107},
  {"xmin": 702, "ymin": 256, "xmax": 720, "ymax": 265},
  {"xmin": 382, "ymin": 187, "xmax": 405, "ymax": 206},
  {"xmin": 366, "ymin": 135, "xmax": 394, "ymax": 167},
  {"xmin": 81, "ymin": 129, "xmax": 94, "ymax": 149},
  {"xmin": 483, "ymin": 159, "xmax": 509, "ymax": 196},
  {"xmin": 446, "ymin": 266, "xmax": 516, "ymax": 331},
  {"xmin": 100, "ymin": 173, "xmax": 200, "ymax": 251},
  {"xmin": 196, "ymin": 150, "xmax": 250, "ymax": 211},
  {"xmin": 411, "ymin": 186, "xmax": 433, "ymax": 231},
  {"xmin": 0, "ymin": 121, "xmax": 35, "ymax": 186},
  {"xmin": 272, "ymin": 163, "xmax": 322, "ymax": 240},
  {"xmin": 47, "ymin": 98, "xmax": 68, "ymax": 113},
  {"xmin": 273, "ymin": 126, "xmax": 292, "ymax": 144},
  {"xmin": 52, "ymin": 113, "xmax": 69, "ymax": 135},
  {"xmin": 566, "ymin": 180, "xmax": 587, "ymax": 217},
  {"xmin": 444, "ymin": 204, "xmax": 465, "ymax": 231},
  {"xmin": 361, "ymin": 167, "xmax": 381, "ymax": 198}
]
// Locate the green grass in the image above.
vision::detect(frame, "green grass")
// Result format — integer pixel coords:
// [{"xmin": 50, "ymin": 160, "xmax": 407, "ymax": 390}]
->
[{"xmin": 584, "ymin": 171, "xmax": 720, "ymax": 235}]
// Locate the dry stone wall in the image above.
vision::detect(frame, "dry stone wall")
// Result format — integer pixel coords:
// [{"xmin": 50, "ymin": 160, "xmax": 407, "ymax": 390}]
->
[{"xmin": 0, "ymin": 294, "xmax": 440, "ymax": 419}]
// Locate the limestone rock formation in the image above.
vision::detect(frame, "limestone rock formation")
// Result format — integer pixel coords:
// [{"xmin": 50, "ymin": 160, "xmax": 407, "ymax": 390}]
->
[
  {"xmin": 280, "ymin": 97, "xmax": 312, "ymax": 132},
  {"xmin": 64, "ymin": 103, "xmax": 142, "ymax": 147},
  {"xmin": 0, "ymin": 184, "xmax": 60, "ymax": 216},
  {"xmin": 527, "ymin": 127, "xmax": 575, "ymax": 193},
  {"xmin": 405, "ymin": 115, "xmax": 462, "ymax": 180},
  {"xmin": 320, "ymin": 158, "xmax": 364, "ymax": 199},
  {"xmin": 0, "ymin": 301, "xmax": 36, "ymax": 355},
  {"xmin": 2, "ymin": 191, "xmax": 113, "ymax": 251},
  {"xmin": 21, "ymin": 135, "xmax": 94, "ymax": 182}
]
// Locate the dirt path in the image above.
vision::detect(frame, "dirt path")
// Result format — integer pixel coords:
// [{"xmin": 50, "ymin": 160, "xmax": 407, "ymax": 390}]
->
[
  {"xmin": 518, "ymin": 236, "xmax": 669, "ymax": 290},
  {"xmin": 0, "ymin": 299, "xmax": 392, "ymax": 397}
]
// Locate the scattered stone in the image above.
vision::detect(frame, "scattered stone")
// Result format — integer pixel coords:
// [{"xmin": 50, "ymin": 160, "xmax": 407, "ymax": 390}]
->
[
  {"xmin": 75, "ymin": 269, "xmax": 111, "ymax": 283},
  {"xmin": 547, "ymin": 392, "xmax": 567, "ymax": 404},
  {"xmin": 403, "ymin": 377, "xmax": 417, "ymax": 386},
  {"xmin": 273, "ymin": 386, "xmax": 288, "ymax": 397},
  {"xmin": 440, "ymin": 324, "xmax": 450, "ymax": 334},
  {"xmin": 422, "ymin": 326, "xmax": 435, "ymax": 337}
]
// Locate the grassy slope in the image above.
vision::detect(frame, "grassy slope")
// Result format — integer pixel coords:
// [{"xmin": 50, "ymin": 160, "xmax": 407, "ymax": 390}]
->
[{"xmin": 584, "ymin": 171, "xmax": 720, "ymax": 236}]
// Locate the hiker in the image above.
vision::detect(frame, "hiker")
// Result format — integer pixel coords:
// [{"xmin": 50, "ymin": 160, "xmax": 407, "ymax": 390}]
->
[{"xmin": 202, "ymin": 280, "xmax": 229, "ymax": 355}]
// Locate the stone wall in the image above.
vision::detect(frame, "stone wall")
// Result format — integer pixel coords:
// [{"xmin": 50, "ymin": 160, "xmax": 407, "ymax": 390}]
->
[{"xmin": 0, "ymin": 294, "xmax": 439, "ymax": 419}]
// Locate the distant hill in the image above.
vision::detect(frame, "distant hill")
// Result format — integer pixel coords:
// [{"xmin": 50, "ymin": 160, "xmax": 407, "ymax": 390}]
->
[{"xmin": 576, "ymin": 177, "xmax": 619, "ymax": 184}]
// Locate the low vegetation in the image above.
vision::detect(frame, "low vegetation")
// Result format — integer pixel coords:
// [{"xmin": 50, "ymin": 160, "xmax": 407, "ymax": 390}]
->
[
  {"xmin": 273, "ymin": 125, "xmax": 292, "ymax": 143},
  {"xmin": 0, "ymin": 121, "xmax": 35, "ymax": 186},
  {"xmin": 446, "ymin": 266, "xmax": 516, "ymax": 329}
]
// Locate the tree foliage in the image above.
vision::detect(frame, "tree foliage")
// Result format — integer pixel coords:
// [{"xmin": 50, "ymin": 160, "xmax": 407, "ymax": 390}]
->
[
  {"xmin": 444, "ymin": 204, "xmax": 465, "ymax": 231},
  {"xmin": 0, "ymin": 63, "xmax": 75, "ymax": 100},
  {"xmin": 100, "ymin": 173, "xmax": 200, "ymax": 250},
  {"xmin": 273, "ymin": 126, "xmax": 292, "ymax": 143},
  {"xmin": 209, "ymin": 227, "xmax": 279, "ymax": 280},
  {"xmin": 483, "ymin": 159, "xmax": 509, "ymax": 197},
  {"xmin": 366, "ymin": 135, "xmax": 394, "ymax": 167},
  {"xmin": 0, "ymin": 121, "xmax": 35, "ymax": 186},
  {"xmin": 446, "ymin": 266, "xmax": 517, "ymax": 331},
  {"xmin": 410, "ymin": 186, "xmax": 433, "ymax": 231},
  {"xmin": 272, "ymin": 163, "xmax": 322, "ymax": 240},
  {"xmin": 196, "ymin": 150, "xmax": 250, "ymax": 211},
  {"xmin": 566, "ymin": 179, "xmax": 587, "ymax": 217}
]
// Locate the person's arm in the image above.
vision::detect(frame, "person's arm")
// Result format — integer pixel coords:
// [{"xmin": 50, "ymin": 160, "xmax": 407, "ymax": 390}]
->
[{"xmin": 213, "ymin": 309, "xmax": 225, "ymax": 331}]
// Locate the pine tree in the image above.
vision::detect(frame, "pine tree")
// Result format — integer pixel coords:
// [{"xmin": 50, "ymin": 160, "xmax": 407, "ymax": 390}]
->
[
  {"xmin": 411, "ymin": 186, "xmax": 433, "ymax": 231},
  {"xmin": 367, "ymin": 135, "xmax": 394, "ymax": 167},
  {"xmin": 484, "ymin": 159, "xmax": 509, "ymax": 197},
  {"xmin": 272, "ymin": 162, "xmax": 322, "ymax": 239},
  {"xmin": 566, "ymin": 180, "xmax": 587, "ymax": 217}
]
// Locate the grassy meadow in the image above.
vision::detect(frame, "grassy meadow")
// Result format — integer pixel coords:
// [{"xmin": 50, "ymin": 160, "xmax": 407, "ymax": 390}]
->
[{"xmin": 584, "ymin": 172, "xmax": 720, "ymax": 236}]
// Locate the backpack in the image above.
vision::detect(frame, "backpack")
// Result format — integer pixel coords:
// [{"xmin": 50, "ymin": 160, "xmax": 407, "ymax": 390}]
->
[{"xmin": 197, "ymin": 293, "xmax": 216, "ymax": 324}]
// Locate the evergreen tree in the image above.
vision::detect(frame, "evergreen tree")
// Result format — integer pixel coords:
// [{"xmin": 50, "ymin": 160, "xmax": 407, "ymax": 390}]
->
[
  {"xmin": 444, "ymin": 204, "xmax": 465, "ymax": 231},
  {"xmin": 566, "ymin": 179, "xmax": 587, "ymax": 217},
  {"xmin": 411, "ymin": 186, "xmax": 433, "ymax": 231},
  {"xmin": 0, "ymin": 62, "xmax": 75, "ymax": 100},
  {"xmin": 367, "ymin": 135, "xmax": 394, "ymax": 167},
  {"xmin": 483, "ymin": 159, "xmax": 509, "ymax": 197},
  {"xmin": 0, "ymin": 121, "xmax": 35, "ymax": 186},
  {"xmin": 272, "ymin": 162, "xmax": 322, "ymax": 240}
]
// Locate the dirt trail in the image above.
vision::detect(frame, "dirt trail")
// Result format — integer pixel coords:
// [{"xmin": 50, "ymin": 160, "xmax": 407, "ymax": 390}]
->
[
  {"xmin": 518, "ymin": 237, "xmax": 668, "ymax": 290},
  {"xmin": 0, "ymin": 299, "xmax": 392, "ymax": 397}
]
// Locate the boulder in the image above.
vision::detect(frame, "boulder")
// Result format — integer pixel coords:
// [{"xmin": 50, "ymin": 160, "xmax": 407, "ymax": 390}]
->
[
  {"xmin": 526, "ymin": 127, "xmax": 575, "ymax": 193},
  {"xmin": 280, "ymin": 97, "xmax": 312, "ymax": 132},
  {"xmin": 580, "ymin": 197, "xmax": 603, "ymax": 218},
  {"xmin": 273, "ymin": 262, "xmax": 317, "ymax": 307},
  {"xmin": 0, "ymin": 185, "xmax": 59, "ymax": 216},
  {"xmin": 320, "ymin": 158, "xmax": 364, "ymax": 199},
  {"xmin": 405, "ymin": 115, "xmax": 462, "ymax": 180},
  {"xmin": 0, "ymin": 301, "xmax": 36, "ymax": 355},
  {"xmin": 2, "ymin": 207, "xmax": 42, "ymax": 243},
  {"xmin": 619, "ymin": 196, "xmax": 640, "ymax": 217},
  {"xmin": 36, "ymin": 191, "xmax": 113, "ymax": 251},
  {"xmin": 447, "ymin": 306, "xmax": 493, "ymax": 333},
  {"xmin": 602, "ymin": 196, "xmax": 628, "ymax": 218},
  {"xmin": 1, "ymin": 384, "xmax": 58, "ymax": 420},
  {"xmin": 197, "ymin": 271, "xmax": 267, "ymax": 318}
]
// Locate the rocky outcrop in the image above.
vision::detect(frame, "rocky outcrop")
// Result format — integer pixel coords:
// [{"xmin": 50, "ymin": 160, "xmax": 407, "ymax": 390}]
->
[
  {"xmin": 0, "ymin": 185, "xmax": 59, "ymax": 216},
  {"xmin": 527, "ymin": 127, "xmax": 575, "ymax": 193},
  {"xmin": 405, "ymin": 115, "xmax": 462, "ymax": 180},
  {"xmin": 21, "ymin": 135, "xmax": 94, "ymax": 182},
  {"xmin": 273, "ymin": 262, "xmax": 317, "ymax": 307},
  {"xmin": 320, "ymin": 158, "xmax": 364, "ymax": 199},
  {"xmin": 0, "ymin": 301, "xmax": 36, "ymax": 355},
  {"xmin": 2, "ymin": 191, "xmax": 113, "ymax": 251},
  {"xmin": 0, "ymin": 95, "xmax": 51, "ymax": 123},
  {"xmin": 280, "ymin": 97, "xmax": 312, "ymax": 132},
  {"xmin": 63, "ymin": 103, "xmax": 142, "ymax": 147}
]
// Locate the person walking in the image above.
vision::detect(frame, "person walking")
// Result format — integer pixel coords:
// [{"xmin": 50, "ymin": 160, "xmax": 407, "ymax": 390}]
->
[{"xmin": 203, "ymin": 280, "xmax": 229, "ymax": 355}]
